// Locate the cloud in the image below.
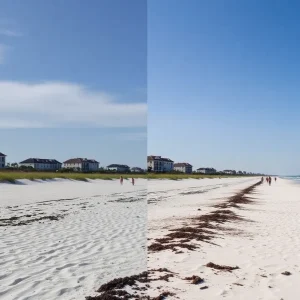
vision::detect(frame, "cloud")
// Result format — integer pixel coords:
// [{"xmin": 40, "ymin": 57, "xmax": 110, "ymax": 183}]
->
[
  {"xmin": 0, "ymin": 81, "xmax": 147, "ymax": 128},
  {"xmin": 0, "ymin": 29, "xmax": 22, "ymax": 37}
]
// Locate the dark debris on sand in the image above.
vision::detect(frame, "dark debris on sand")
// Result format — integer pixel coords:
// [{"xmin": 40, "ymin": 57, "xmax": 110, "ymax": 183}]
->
[
  {"xmin": 148, "ymin": 181, "xmax": 262, "ymax": 253},
  {"xmin": 206, "ymin": 262, "xmax": 239, "ymax": 272},
  {"xmin": 184, "ymin": 275, "xmax": 204, "ymax": 285},
  {"xmin": 86, "ymin": 271, "xmax": 177, "ymax": 300}
]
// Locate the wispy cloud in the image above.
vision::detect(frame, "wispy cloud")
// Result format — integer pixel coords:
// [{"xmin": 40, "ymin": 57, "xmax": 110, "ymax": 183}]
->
[
  {"xmin": 0, "ymin": 29, "xmax": 22, "ymax": 37},
  {"xmin": 0, "ymin": 81, "xmax": 147, "ymax": 128}
]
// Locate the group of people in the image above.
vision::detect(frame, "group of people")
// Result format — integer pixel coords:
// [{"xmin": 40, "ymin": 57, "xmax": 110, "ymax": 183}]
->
[
  {"xmin": 261, "ymin": 176, "xmax": 277, "ymax": 186},
  {"xmin": 120, "ymin": 176, "xmax": 135, "ymax": 186}
]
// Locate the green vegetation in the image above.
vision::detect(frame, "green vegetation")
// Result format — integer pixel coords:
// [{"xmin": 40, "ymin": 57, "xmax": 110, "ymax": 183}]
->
[
  {"xmin": 146, "ymin": 173, "xmax": 254, "ymax": 180},
  {"xmin": 0, "ymin": 172, "xmax": 146, "ymax": 183},
  {"xmin": 0, "ymin": 171, "xmax": 257, "ymax": 183}
]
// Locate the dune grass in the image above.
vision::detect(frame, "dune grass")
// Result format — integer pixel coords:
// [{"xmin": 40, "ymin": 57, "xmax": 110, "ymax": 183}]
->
[
  {"xmin": 0, "ymin": 171, "xmax": 256, "ymax": 183},
  {"xmin": 0, "ymin": 172, "xmax": 146, "ymax": 183},
  {"xmin": 146, "ymin": 173, "xmax": 253, "ymax": 180}
]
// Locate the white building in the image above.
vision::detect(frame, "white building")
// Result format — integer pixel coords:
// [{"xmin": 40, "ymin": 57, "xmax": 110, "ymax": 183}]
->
[
  {"xmin": 107, "ymin": 164, "xmax": 130, "ymax": 172},
  {"xmin": 223, "ymin": 170, "xmax": 236, "ymax": 175},
  {"xmin": 174, "ymin": 163, "xmax": 193, "ymax": 174},
  {"xmin": 196, "ymin": 167, "xmax": 217, "ymax": 174},
  {"xmin": 147, "ymin": 156, "xmax": 174, "ymax": 172},
  {"xmin": 63, "ymin": 158, "xmax": 99, "ymax": 171},
  {"xmin": 131, "ymin": 167, "xmax": 144, "ymax": 173},
  {"xmin": 0, "ymin": 152, "xmax": 6, "ymax": 169},
  {"xmin": 19, "ymin": 158, "xmax": 62, "ymax": 170}
]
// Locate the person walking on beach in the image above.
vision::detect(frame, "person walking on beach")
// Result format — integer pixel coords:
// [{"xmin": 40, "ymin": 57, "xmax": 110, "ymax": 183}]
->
[
  {"xmin": 275, "ymin": 177, "xmax": 277, "ymax": 182},
  {"xmin": 266, "ymin": 177, "xmax": 269, "ymax": 184},
  {"xmin": 120, "ymin": 176, "xmax": 123, "ymax": 185},
  {"xmin": 131, "ymin": 177, "xmax": 135, "ymax": 186},
  {"xmin": 261, "ymin": 177, "xmax": 264, "ymax": 183},
  {"xmin": 269, "ymin": 176, "xmax": 272, "ymax": 186}
]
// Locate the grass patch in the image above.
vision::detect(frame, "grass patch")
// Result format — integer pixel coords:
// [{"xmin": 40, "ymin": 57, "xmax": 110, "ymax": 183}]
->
[
  {"xmin": 0, "ymin": 172, "xmax": 257, "ymax": 183},
  {"xmin": 0, "ymin": 172, "xmax": 146, "ymax": 183},
  {"xmin": 147, "ymin": 173, "xmax": 255, "ymax": 180}
]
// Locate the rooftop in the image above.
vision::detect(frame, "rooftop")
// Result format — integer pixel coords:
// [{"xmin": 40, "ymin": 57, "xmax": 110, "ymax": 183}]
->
[
  {"xmin": 174, "ymin": 163, "xmax": 193, "ymax": 167},
  {"xmin": 63, "ymin": 158, "xmax": 99, "ymax": 164},
  {"xmin": 20, "ymin": 158, "xmax": 62, "ymax": 164}
]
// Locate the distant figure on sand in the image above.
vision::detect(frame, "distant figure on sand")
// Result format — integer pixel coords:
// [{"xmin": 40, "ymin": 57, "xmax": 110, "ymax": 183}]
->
[
  {"xmin": 275, "ymin": 177, "xmax": 277, "ymax": 182},
  {"xmin": 120, "ymin": 176, "xmax": 123, "ymax": 185},
  {"xmin": 266, "ymin": 177, "xmax": 269, "ymax": 184},
  {"xmin": 132, "ymin": 178, "xmax": 135, "ymax": 186},
  {"xmin": 269, "ymin": 176, "xmax": 271, "ymax": 186},
  {"xmin": 261, "ymin": 177, "xmax": 264, "ymax": 183}
]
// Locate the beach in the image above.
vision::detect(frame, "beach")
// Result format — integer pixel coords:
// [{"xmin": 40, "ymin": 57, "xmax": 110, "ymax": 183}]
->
[
  {"xmin": 0, "ymin": 179, "xmax": 147, "ymax": 300},
  {"xmin": 144, "ymin": 177, "xmax": 300, "ymax": 299},
  {"xmin": 1, "ymin": 177, "xmax": 300, "ymax": 299}
]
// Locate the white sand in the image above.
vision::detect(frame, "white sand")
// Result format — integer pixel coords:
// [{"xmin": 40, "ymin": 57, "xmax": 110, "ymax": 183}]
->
[
  {"xmin": 2, "ymin": 177, "xmax": 299, "ymax": 299},
  {"xmin": 147, "ymin": 177, "xmax": 300, "ymax": 299},
  {"xmin": 0, "ymin": 179, "xmax": 147, "ymax": 300}
]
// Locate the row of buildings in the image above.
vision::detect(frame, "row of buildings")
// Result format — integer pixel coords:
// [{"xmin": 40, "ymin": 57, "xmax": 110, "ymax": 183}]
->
[
  {"xmin": 0, "ymin": 153, "xmax": 144, "ymax": 173},
  {"xmin": 0, "ymin": 152, "xmax": 261, "ymax": 175},
  {"xmin": 147, "ymin": 155, "xmax": 261, "ymax": 175}
]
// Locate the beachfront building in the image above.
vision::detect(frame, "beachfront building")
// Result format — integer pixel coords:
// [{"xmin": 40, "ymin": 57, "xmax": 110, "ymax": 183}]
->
[
  {"xmin": 107, "ymin": 164, "xmax": 130, "ymax": 173},
  {"xmin": 223, "ymin": 170, "xmax": 237, "ymax": 175},
  {"xmin": 63, "ymin": 158, "xmax": 99, "ymax": 171},
  {"xmin": 131, "ymin": 167, "xmax": 144, "ymax": 173},
  {"xmin": 196, "ymin": 167, "xmax": 217, "ymax": 174},
  {"xmin": 0, "ymin": 152, "xmax": 6, "ymax": 169},
  {"xmin": 19, "ymin": 158, "xmax": 62, "ymax": 170},
  {"xmin": 174, "ymin": 163, "xmax": 193, "ymax": 174},
  {"xmin": 147, "ymin": 156, "xmax": 174, "ymax": 172}
]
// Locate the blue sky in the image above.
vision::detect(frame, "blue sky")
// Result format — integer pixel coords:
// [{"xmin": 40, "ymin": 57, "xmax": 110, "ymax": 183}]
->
[
  {"xmin": 148, "ymin": 0, "xmax": 300, "ymax": 175},
  {"xmin": 0, "ymin": 0, "xmax": 146, "ymax": 167},
  {"xmin": 1, "ymin": 128, "xmax": 146, "ymax": 168}
]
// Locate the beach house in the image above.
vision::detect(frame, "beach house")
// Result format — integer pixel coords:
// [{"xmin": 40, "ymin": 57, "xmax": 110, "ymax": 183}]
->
[
  {"xmin": 196, "ymin": 167, "xmax": 217, "ymax": 174},
  {"xmin": 107, "ymin": 164, "xmax": 130, "ymax": 173},
  {"xmin": 223, "ymin": 170, "xmax": 237, "ymax": 175},
  {"xmin": 0, "ymin": 152, "xmax": 6, "ymax": 169},
  {"xmin": 19, "ymin": 158, "xmax": 62, "ymax": 170},
  {"xmin": 131, "ymin": 167, "xmax": 144, "ymax": 173},
  {"xmin": 174, "ymin": 163, "xmax": 193, "ymax": 174},
  {"xmin": 63, "ymin": 158, "xmax": 99, "ymax": 171},
  {"xmin": 147, "ymin": 156, "xmax": 174, "ymax": 172}
]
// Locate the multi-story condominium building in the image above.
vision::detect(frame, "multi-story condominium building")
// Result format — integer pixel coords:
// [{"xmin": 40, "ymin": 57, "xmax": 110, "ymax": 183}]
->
[
  {"xmin": 63, "ymin": 158, "xmax": 99, "ymax": 171},
  {"xmin": 0, "ymin": 152, "xmax": 6, "ymax": 169},
  {"xmin": 107, "ymin": 164, "xmax": 130, "ymax": 173},
  {"xmin": 19, "ymin": 158, "xmax": 62, "ymax": 170},
  {"xmin": 174, "ymin": 163, "xmax": 193, "ymax": 174},
  {"xmin": 147, "ymin": 156, "xmax": 174, "ymax": 172},
  {"xmin": 196, "ymin": 167, "xmax": 217, "ymax": 174}
]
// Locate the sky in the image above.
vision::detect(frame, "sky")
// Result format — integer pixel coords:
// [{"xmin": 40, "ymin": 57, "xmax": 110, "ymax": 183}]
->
[
  {"xmin": 0, "ymin": 0, "xmax": 147, "ymax": 167},
  {"xmin": 148, "ymin": 0, "xmax": 300, "ymax": 175}
]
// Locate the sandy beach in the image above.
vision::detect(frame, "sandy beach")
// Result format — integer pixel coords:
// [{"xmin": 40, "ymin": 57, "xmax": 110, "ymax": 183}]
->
[
  {"xmin": 144, "ymin": 177, "xmax": 300, "ymax": 299},
  {"xmin": 93, "ymin": 177, "xmax": 300, "ymax": 299},
  {"xmin": 0, "ymin": 179, "xmax": 147, "ymax": 300},
  {"xmin": 2, "ymin": 177, "xmax": 300, "ymax": 299}
]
